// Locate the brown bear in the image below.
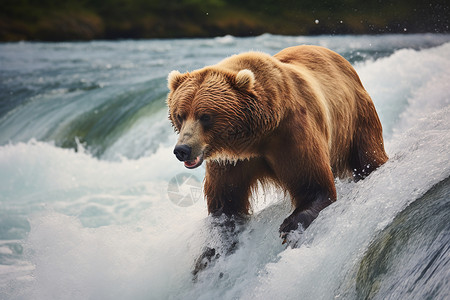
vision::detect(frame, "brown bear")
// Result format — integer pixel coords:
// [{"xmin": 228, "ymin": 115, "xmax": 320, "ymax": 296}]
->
[{"xmin": 166, "ymin": 45, "xmax": 388, "ymax": 242}]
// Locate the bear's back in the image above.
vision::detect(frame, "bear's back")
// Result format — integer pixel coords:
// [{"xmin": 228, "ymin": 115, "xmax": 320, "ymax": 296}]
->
[{"xmin": 274, "ymin": 45, "xmax": 383, "ymax": 177}]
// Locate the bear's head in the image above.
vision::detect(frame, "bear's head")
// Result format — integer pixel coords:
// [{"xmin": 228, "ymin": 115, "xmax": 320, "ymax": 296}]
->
[{"xmin": 167, "ymin": 67, "xmax": 270, "ymax": 169}]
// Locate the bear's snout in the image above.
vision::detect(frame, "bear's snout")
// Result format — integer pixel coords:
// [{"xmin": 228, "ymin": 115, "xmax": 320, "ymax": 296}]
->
[{"xmin": 173, "ymin": 144, "xmax": 192, "ymax": 161}]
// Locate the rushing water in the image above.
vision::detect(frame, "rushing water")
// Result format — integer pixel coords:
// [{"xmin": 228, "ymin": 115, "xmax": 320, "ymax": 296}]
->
[{"xmin": 0, "ymin": 34, "xmax": 449, "ymax": 299}]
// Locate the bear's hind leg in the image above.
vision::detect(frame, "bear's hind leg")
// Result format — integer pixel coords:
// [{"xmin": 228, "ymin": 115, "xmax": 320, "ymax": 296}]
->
[{"xmin": 350, "ymin": 102, "xmax": 388, "ymax": 180}]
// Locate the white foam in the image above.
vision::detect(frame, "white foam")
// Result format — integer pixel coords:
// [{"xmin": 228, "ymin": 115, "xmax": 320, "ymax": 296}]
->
[
  {"xmin": 355, "ymin": 42, "xmax": 450, "ymax": 137},
  {"xmin": 20, "ymin": 212, "xmax": 205, "ymax": 299}
]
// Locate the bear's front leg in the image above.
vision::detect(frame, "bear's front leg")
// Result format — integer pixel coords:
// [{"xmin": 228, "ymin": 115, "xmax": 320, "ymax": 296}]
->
[
  {"xmin": 279, "ymin": 190, "xmax": 333, "ymax": 243},
  {"xmin": 266, "ymin": 128, "xmax": 337, "ymax": 244},
  {"xmin": 192, "ymin": 159, "xmax": 266, "ymax": 278},
  {"xmin": 192, "ymin": 213, "xmax": 245, "ymax": 279},
  {"xmin": 204, "ymin": 159, "xmax": 263, "ymax": 216},
  {"xmin": 276, "ymin": 162, "xmax": 336, "ymax": 244}
]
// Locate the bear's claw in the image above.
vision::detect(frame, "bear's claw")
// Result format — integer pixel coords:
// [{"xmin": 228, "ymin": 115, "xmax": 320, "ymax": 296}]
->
[
  {"xmin": 192, "ymin": 247, "xmax": 220, "ymax": 280},
  {"xmin": 279, "ymin": 208, "xmax": 318, "ymax": 245},
  {"xmin": 280, "ymin": 233, "xmax": 288, "ymax": 245}
]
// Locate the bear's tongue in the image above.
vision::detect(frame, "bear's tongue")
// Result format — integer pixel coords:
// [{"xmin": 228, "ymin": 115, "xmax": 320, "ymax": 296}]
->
[{"xmin": 184, "ymin": 156, "xmax": 202, "ymax": 169}]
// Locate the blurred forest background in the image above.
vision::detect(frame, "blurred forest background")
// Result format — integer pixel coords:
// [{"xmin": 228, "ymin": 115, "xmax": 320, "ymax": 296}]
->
[{"xmin": 0, "ymin": 0, "xmax": 449, "ymax": 41}]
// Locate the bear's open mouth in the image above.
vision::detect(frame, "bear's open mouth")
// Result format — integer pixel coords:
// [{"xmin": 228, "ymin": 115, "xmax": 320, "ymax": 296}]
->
[{"xmin": 184, "ymin": 155, "xmax": 204, "ymax": 169}]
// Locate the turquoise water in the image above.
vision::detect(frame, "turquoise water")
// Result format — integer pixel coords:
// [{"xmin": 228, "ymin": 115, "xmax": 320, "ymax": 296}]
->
[{"xmin": 0, "ymin": 34, "xmax": 449, "ymax": 299}]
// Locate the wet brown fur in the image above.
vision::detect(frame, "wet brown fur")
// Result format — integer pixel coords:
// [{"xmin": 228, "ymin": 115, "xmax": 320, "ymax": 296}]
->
[{"xmin": 167, "ymin": 45, "xmax": 388, "ymax": 230}]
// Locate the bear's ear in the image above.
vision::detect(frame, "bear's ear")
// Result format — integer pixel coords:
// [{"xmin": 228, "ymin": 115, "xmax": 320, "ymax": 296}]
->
[
  {"xmin": 235, "ymin": 69, "xmax": 255, "ymax": 90},
  {"xmin": 168, "ymin": 70, "xmax": 188, "ymax": 91}
]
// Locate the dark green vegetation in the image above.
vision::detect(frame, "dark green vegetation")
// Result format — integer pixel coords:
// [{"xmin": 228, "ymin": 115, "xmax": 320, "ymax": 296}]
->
[{"xmin": 1, "ymin": 0, "xmax": 449, "ymax": 41}]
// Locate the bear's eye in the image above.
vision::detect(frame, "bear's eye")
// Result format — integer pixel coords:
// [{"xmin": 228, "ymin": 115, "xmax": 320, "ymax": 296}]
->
[
  {"xmin": 176, "ymin": 114, "xmax": 184, "ymax": 123},
  {"xmin": 199, "ymin": 114, "xmax": 212, "ymax": 124}
]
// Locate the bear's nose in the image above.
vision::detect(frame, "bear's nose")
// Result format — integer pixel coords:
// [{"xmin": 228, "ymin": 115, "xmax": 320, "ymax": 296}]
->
[{"xmin": 173, "ymin": 144, "xmax": 192, "ymax": 161}]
